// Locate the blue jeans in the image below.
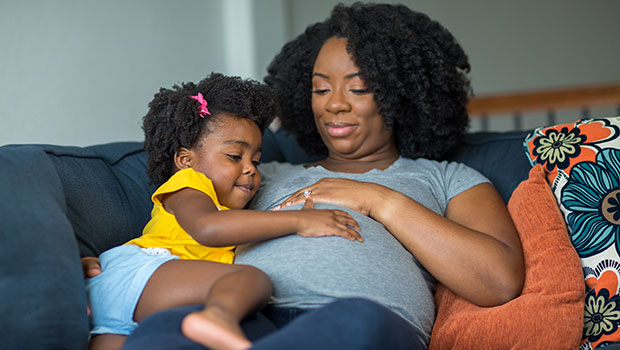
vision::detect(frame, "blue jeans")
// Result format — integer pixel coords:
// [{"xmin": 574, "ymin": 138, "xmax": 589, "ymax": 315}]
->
[{"xmin": 124, "ymin": 298, "xmax": 425, "ymax": 350}]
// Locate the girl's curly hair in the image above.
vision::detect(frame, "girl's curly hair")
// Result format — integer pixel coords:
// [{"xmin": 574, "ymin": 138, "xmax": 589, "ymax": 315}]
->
[
  {"xmin": 264, "ymin": 2, "xmax": 471, "ymax": 160},
  {"xmin": 142, "ymin": 72, "xmax": 279, "ymax": 187}
]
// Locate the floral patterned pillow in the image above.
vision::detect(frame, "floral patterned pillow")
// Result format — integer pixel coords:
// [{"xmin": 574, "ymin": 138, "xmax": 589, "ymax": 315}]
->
[{"xmin": 524, "ymin": 116, "xmax": 620, "ymax": 349}]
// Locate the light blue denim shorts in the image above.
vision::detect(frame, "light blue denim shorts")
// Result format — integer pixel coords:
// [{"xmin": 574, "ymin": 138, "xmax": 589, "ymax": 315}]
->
[{"xmin": 86, "ymin": 244, "xmax": 180, "ymax": 336}]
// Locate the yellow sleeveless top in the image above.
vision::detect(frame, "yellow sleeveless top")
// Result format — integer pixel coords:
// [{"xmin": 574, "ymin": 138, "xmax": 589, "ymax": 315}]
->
[{"xmin": 125, "ymin": 168, "xmax": 234, "ymax": 263}]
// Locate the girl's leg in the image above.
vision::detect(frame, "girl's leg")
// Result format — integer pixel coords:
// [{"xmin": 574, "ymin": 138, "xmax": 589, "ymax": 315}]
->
[
  {"xmin": 89, "ymin": 334, "xmax": 126, "ymax": 350},
  {"xmin": 135, "ymin": 260, "xmax": 272, "ymax": 349}
]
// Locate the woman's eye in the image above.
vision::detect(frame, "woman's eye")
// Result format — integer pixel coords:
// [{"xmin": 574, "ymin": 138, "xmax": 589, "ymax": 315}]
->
[
  {"xmin": 312, "ymin": 89, "xmax": 329, "ymax": 95},
  {"xmin": 351, "ymin": 89, "xmax": 370, "ymax": 94}
]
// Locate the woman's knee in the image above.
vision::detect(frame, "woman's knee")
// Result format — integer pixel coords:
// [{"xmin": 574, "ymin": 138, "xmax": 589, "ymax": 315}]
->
[{"xmin": 321, "ymin": 298, "xmax": 425, "ymax": 349}]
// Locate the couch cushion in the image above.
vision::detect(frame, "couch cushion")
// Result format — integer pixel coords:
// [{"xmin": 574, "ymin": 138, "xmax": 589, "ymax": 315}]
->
[
  {"xmin": 262, "ymin": 128, "xmax": 320, "ymax": 165},
  {"xmin": 429, "ymin": 164, "xmax": 584, "ymax": 350},
  {"xmin": 41, "ymin": 142, "xmax": 155, "ymax": 257}
]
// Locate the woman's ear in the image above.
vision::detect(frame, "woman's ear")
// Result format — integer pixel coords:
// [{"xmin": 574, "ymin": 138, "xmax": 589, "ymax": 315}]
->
[{"xmin": 174, "ymin": 147, "xmax": 193, "ymax": 170}]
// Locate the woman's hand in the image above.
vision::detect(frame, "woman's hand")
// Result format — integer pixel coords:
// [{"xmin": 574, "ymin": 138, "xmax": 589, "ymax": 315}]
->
[
  {"xmin": 276, "ymin": 178, "xmax": 384, "ymax": 218},
  {"xmin": 295, "ymin": 196, "xmax": 363, "ymax": 241}
]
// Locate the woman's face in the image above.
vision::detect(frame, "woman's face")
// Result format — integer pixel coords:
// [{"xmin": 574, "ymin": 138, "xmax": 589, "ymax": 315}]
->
[{"xmin": 311, "ymin": 37, "xmax": 397, "ymax": 161}]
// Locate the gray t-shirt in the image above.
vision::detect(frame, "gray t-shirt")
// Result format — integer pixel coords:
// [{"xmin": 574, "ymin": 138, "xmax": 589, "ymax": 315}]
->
[{"xmin": 235, "ymin": 156, "xmax": 489, "ymax": 343}]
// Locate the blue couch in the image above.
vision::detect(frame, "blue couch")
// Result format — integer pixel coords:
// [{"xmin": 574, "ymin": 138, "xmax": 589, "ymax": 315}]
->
[{"xmin": 0, "ymin": 129, "xmax": 531, "ymax": 349}]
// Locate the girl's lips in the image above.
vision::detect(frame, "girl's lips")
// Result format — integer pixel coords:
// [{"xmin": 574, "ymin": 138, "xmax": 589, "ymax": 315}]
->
[
  {"xmin": 326, "ymin": 123, "xmax": 357, "ymax": 137},
  {"xmin": 235, "ymin": 185, "xmax": 253, "ymax": 194}
]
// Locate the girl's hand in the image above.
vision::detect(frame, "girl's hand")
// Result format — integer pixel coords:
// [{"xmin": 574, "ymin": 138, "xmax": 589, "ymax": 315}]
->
[
  {"xmin": 81, "ymin": 256, "xmax": 101, "ymax": 316},
  {"xmin": 296, "ymin": 196, "xmax": 363, "ymax": 242},
  {"xmin": 276, "ymin": 178, "xmax": 382, "ymax": 218},
  {"xmin": 82, "ymin": 256, "xmax": 102, "ymax": 278}
]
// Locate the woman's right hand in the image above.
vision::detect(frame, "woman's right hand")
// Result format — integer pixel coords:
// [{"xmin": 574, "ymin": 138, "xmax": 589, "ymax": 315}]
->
[
  {"xmin": 296, "ymin": 196, "xmax": 363, "ymax": 242},
  {"xmin": 82, "ymin": 256, "xmax": 102, "ymax": 278}
]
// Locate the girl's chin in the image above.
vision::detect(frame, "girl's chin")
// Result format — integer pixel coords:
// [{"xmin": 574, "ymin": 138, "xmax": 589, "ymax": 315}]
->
[{"xmin": 220, "ymin": 198, "xmax": 250, "ymax": 210}]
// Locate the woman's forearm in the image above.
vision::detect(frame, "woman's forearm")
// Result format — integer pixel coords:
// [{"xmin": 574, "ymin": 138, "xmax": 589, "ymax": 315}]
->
[{"xmin": 373, "ymin": 184, "xmax": 524, "ymax": 306}]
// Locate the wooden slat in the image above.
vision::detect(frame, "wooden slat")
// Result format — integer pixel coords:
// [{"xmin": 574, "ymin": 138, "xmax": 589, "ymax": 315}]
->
[{"xmin": 467, "ymin": 82, "xmax": 620, "ymax": 118}]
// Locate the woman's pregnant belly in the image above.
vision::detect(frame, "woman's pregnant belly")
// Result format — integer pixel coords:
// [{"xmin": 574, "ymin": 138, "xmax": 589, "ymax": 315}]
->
[{"xmin": 234, "ymin": 203, "xmax": 436, "ymax": 337}]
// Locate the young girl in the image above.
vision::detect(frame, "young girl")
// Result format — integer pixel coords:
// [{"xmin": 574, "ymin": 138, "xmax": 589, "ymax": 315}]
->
[{"xmin": 86, "ymin": 73, "xmax": 362, "ymax": 350}]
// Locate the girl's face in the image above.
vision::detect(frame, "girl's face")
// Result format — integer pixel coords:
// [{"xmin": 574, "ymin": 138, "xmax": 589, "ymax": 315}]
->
[
  {"xmin": 311, "ymin": 37, "xmax": 397, "ymax": 161},
  {"xmin": 179, "ymin": 114, "xmax": 262, "ymax": 209}
]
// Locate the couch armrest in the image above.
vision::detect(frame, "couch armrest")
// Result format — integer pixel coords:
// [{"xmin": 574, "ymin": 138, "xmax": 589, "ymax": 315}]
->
[
  {"xmin": 0, "ymin": 145, "xmax": 89, "ymax": 349},
  {"xmin": 0, "ymin": 141, "xmax": 154, "ymax": 349}
]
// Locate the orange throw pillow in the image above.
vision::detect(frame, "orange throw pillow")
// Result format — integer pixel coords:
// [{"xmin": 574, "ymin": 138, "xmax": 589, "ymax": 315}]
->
[{"xmin": 428, "ymin": 164, "xmax": 584, "ymax": 350}]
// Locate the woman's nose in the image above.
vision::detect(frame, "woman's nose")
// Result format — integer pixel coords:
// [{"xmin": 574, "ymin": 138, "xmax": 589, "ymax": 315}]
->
[{"xmin": 326, "ymin": 89, "xmax": 351, "ymax": 113}]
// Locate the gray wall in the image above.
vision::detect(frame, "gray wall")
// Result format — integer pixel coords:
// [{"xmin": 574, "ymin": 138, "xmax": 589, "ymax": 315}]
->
[
  {"xmin": 1, "ymin": 0, "xmax": 232, "ymax": 146},
  {"xmin": 2, "ymin": 0, "xmax": 620, "ymax": 146}
]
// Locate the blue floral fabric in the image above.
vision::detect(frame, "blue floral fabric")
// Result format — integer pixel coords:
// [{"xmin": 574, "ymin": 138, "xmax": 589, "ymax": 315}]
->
[{"xmin": 563, "ymin": 148, "xmax": 620, "ymax": 258}]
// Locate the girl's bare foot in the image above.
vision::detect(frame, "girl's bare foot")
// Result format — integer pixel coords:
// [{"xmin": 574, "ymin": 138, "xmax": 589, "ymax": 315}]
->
[{"xmin": 181, "ymin": 307, "xmax": 251, "ymax": 350}]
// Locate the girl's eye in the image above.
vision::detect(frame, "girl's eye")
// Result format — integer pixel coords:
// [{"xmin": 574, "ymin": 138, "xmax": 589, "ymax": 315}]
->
[
  {"xmin": 227, "ymin": 154, "xmax": 242, "ymax": 161},
  {"xmin": 351, "ymin": 89, "xmax": 370, "ymax": 94},
  {"xmin": 252, "ymin": 160, "xmax": 261, "ymax": 167}
]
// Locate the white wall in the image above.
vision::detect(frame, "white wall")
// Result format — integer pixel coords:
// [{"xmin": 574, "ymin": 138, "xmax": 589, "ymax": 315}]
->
[
  {"xmin": 1, "ymin": 0, "xmax": 619, "ymax": 146},
  {"xmin": 0, "ymin": 0, "xmax": 229, "ymax": 146}
]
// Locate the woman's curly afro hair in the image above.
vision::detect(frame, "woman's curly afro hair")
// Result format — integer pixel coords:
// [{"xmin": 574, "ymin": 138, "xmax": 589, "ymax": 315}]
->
[
  {"xmin": 264, "ymin": 2, "xmax": 471, "ymax": 160},
  {"xmin": 142, "ymin": 72, "xmax": 279, "ymax": 187}
]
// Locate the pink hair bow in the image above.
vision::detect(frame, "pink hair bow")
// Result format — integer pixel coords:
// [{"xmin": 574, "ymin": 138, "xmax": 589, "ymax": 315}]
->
[{"xmin": 190, "ymin": 93, "xmax": 211, "ymax": 118}]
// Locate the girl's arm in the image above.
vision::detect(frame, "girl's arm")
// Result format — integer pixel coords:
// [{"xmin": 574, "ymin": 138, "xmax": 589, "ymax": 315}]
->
[
  {"xmin": 164, "ymin": 187, "xmax": 362, "ymax": 247},
  {"xmin": 278, "ymin": 178, "xmax": 524, "ymax": 307}
]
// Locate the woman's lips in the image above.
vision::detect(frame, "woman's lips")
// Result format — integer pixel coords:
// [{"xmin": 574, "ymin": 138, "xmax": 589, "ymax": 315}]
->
[{"xmin": 326, "ymin": 123, "xmax": 357, "ymax": 137}]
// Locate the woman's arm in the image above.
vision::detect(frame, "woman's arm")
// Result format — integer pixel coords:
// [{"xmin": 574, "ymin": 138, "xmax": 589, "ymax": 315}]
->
[
  {"xmin": 378, "ymin": 182, "xmax": 524, "ymax": 306},
  {"xmin": 165, "ymin": 188, "xmax": 362, "ymax": 246},
  {"xmin": 279, "ymin": 178, "xmax": 524, "ymax": 307}
]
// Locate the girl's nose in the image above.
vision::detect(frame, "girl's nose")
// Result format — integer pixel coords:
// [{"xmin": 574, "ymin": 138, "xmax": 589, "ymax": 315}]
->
[{"xmin": 242, "ymin": 161, "xmax": 256, "ymax": 175}]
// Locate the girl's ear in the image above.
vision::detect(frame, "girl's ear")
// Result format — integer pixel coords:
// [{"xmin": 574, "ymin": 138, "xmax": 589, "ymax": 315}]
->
[{"xmin": 174, "ymin": 147, "xmax": 193, "ymax": 170}]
